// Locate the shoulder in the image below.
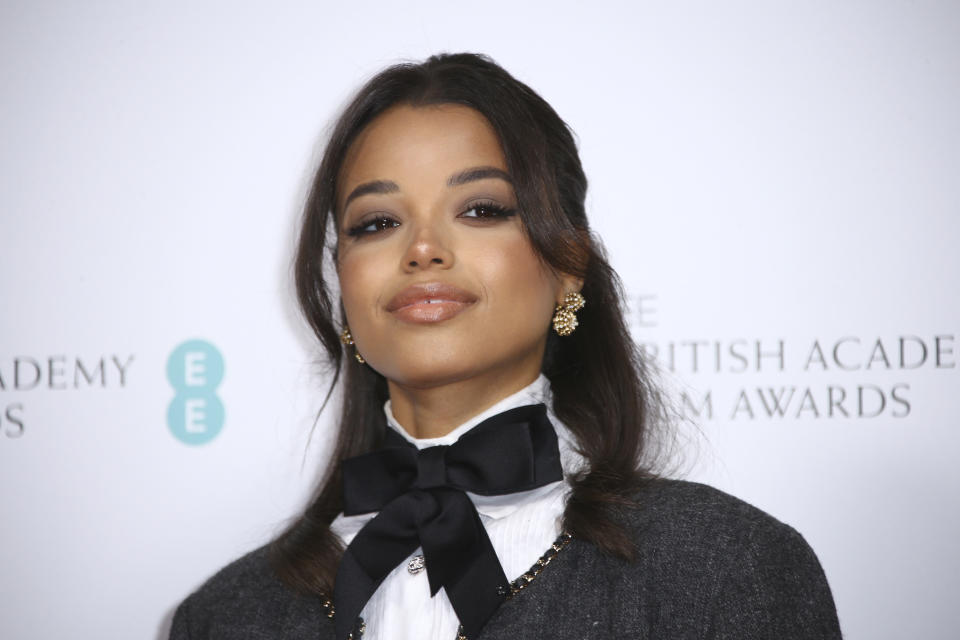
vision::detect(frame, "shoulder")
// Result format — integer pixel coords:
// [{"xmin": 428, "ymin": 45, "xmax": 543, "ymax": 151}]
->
[
  {"xmin": 485, "ymin": 479, "xmax": 841, "ymax": 639},
  {"xmin": 569, "ymin": 478, "xmax": 826, "ymax": 579},
  {"xmin": 626, "ymin": 478, "xmax": 803, "ymax": 546},
  {"xmin": 169, "ymin": 544, "xmax": 327, "ymax": 640},
  {"xmin": 620, "ymin": 478, "xmax": 831, "ymax": 584},
  {"xmin": 616, "ymin": 479, "xmax": 842, "ymax": 638}
]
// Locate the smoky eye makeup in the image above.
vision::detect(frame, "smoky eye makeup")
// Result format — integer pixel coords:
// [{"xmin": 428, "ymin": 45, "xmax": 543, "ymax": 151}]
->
[
  {"xmin": 344, "ymin": 213, "xmax": 401, "ymax": 237},
  {"xmin": 458, "ymin": 199, "xmax": 518, "ymax": 220},
  {"xmin": 339, "ymin": 181, "xmax": 519, "ymax": 238}
]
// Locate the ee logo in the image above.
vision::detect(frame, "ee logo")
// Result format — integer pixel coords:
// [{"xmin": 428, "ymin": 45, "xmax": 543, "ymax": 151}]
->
[{"xmin": 166, "ymin": 340, "xmax": 225, "ymax": 445}]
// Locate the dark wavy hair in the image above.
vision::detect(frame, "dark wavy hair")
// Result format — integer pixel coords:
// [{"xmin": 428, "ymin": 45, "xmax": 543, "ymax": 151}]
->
[{"xmin": 271, "ymin": 52, "xmax": 668, "ymax": 595}]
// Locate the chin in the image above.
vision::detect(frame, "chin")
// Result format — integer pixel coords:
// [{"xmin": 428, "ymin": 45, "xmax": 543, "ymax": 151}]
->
[
  {"xmin": 379, "ymin": 364, "xmax": 477, "ymax": 391},
  {"xmin": 371, "ymin": 339, "xmax": 545, "ymax": 393},
  {"xmin": 371, "ymin": 350, "xmax": 493, "ymax": 390}
]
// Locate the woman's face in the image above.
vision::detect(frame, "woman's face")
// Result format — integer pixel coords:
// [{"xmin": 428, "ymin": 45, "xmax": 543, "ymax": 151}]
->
[{"xmin": 335, "ymin": 103, "xmax": 577, "ymax": 392}]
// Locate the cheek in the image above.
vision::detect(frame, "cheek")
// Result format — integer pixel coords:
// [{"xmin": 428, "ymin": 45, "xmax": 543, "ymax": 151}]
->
[
  {"xmin": 476, "ymin": 237, "xmax": 557, "ymax": 316},
  {"xmin": 337, "ymin": 252, "xmax": 380, "ymax": 326}
]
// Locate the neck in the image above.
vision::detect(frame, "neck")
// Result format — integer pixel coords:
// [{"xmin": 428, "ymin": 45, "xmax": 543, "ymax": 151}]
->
[{"xmin": 387, "ymin": 369, "xmax": 542, "ymax": 439}]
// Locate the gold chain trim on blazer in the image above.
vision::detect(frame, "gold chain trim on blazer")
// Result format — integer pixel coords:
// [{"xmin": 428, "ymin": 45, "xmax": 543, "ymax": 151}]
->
[{"xmin": 323, "ymin": 532, "xmax": 574, "ymax": 640}]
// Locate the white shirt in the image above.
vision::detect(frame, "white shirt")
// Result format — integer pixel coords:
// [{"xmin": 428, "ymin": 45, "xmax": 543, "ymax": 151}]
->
[{"xmin": 329, "ymin": 375, "xmax": 584, "ymax": 640}]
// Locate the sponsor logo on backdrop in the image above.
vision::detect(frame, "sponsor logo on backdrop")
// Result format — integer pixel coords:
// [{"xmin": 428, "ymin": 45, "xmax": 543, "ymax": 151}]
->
[
  {"xmin": 629, "ymin": 295, "xmax": 956, "ymax": 421},
  {"xmin": 166, "ymin": 339, "xmax": 225, "ymax": 445},
  {"xmin": 0, "ymin": 354, "xmax": 134, "ymax": 438}
]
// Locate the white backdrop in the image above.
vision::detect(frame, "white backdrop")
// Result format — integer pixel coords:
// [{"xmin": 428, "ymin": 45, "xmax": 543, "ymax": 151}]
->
[{"xmin": 2, "ymin": 1, "xmax": 958, "ymax": 638}]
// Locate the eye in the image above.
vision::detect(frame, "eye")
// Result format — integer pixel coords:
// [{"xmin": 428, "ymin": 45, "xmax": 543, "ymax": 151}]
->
[
  {"xmin": 346, "ymin": 215, "xmax": 400, "ymax": 237},
  {"xmin": 459, "ymin": 201, "xmax": 517, "ymax": 220}
]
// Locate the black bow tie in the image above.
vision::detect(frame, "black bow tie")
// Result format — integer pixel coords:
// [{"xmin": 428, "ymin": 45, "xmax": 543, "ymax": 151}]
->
[{"xmin": 332, "ymin": 403, "xmax": 563, "ymax": 640}]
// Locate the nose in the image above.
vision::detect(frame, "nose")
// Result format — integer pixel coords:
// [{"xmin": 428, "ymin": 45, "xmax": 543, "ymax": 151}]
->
[{"xmin": 401, "ymin": 223, "xmax": 454, "ymax": 272}]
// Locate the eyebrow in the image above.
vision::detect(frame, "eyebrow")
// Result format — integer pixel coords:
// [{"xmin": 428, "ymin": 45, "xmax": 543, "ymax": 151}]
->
[
  {"xmin": 342, "ymin": 166, "xmax": 513, "ymax": 210},
  {"xmin": 342, "ymin": 179, "xmax": 400, "ymax": 210},
  {"xmin": 446, "ymin": 166, "xmax": 513, "ymax": 187}
]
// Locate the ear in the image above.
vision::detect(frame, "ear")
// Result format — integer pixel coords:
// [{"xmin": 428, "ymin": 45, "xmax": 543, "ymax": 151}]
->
[
  {"xmin": 552, "ymin": 226, "xmax": 589, "ymax": 304},
  {"xmin": 555, "ymin": 272, "xmax": 585, "ymax": 305}
]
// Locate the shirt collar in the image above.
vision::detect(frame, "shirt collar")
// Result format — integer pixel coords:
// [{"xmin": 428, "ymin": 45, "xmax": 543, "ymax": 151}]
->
[{"xmin": 385, "ymin": 374, "xmax": 550, "ymax": 447}]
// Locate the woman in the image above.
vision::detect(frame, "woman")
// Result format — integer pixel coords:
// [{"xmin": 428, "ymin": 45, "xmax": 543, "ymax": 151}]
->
[{"xmin": 170, "ymin": 53, "xmax": 841, "ymax": 639}]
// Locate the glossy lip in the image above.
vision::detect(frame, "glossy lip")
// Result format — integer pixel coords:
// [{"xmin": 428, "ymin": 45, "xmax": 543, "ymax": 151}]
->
[{"xmin": 385, "ymin": 282, "xmax": 479, "ymax": 324}]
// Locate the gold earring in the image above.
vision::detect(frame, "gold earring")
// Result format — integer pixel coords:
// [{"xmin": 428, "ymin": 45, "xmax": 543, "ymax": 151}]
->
[
  {"xmin": 340, "ymin": 327, "xmax": 365, "ymax": 363},
  {"xmin": 552, "ymin": 292, "xmax": 585, "ymax": 336}
]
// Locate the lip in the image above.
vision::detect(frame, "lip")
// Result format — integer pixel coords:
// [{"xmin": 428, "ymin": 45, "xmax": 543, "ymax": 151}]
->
[{"xmin": 386, "ymin": 282, "xmax": 479, "ymax": 324}]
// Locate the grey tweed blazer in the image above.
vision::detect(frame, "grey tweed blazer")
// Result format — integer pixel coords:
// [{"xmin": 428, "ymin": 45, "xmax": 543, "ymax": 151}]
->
[{"xmin": 170, "ymin": 480, "xmax": 842, "ymax": 639}]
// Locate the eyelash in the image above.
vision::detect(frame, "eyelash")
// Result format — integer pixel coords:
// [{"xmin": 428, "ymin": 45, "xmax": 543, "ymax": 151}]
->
[
  {"xmin": 344, "ymin": 201, "xmax": 517, "ymax": 237},
  {"xmin": 345, "ymin": 216, "xmax": 400, "ymax": 237},
  {"xmin": 460, "ymin": 200, "xmax": 517, "ymax": 220}
]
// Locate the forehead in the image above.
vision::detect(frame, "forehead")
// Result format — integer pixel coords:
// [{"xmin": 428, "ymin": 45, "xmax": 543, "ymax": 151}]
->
[{"xmin": 337, "ymin": 104, "xmax": 507, "ymax": 208}]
